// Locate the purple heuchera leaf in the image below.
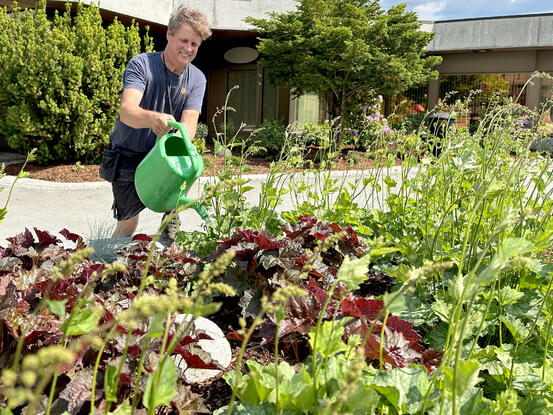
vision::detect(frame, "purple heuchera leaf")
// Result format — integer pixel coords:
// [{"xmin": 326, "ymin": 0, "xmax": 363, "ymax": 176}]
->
[
  {"xmin": 60, "ymin": 228, "xmax": 81, "ymax": 242},
  {"xmin": 34, "ymin": 228, "xmax": 61, "ymax": 246},
  {"xmin": 341, "ymin": 296, "xmax": 383, "ymax": 319},
  {"xmin": 236, "ymin": 229, "xmax": 281, "ymax": 250},
  {"xmin": 6, "ymin": 228, "xmax": 35, "ymax": 256}
]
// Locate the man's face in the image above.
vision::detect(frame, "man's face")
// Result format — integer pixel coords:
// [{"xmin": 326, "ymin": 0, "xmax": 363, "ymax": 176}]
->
[{"xmin": 166, "ymin": 22, "xmax": 202, "ymax": 69}]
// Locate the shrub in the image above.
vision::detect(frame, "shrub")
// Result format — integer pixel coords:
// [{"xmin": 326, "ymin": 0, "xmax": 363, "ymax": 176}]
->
[
  {"xmin": 295, "ymin": 121, "xmax": 331, "ymax": 148},
  {"xmin": 0, "ymin": 0, "xmax": 153, "ymax": 164},
  {"xmin": 195, "ymin": 121, "xmax": 209, "ymax": 140},
  {"xmin": 251, "ymin": 119, "xmax": 287, "ymax": 159}
]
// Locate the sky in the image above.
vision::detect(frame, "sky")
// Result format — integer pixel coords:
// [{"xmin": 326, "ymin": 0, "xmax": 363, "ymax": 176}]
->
[{"xmin": 379, "ymin": 0, "xmax": 553, "ymax": 21}]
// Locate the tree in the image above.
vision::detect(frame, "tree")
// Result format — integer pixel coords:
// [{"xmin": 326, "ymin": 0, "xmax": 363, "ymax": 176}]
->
[
  {"xmin": 246, "ymin": 0, "xmax": 442, "ymax": 146},
  {"xmin": 0, "ymin": 0, "xmax": 152, "ymax": 164}
]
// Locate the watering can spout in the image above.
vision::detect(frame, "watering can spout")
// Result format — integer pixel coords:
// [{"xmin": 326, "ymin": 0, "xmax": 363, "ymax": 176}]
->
[
  {"xmin": 134, "ymin": 120, "xmax": 206, "ymax": 219},
  {"xmin": 179, "ymin": 196, "xmax": 209, "ymax": 220}
]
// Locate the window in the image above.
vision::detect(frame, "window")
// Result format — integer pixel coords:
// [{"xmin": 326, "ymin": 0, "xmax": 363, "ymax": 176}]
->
[
  {"xmin": 226, "ymin": 67, "xmax": 279, "ymax": 129},
  {"xmin": 262, "ymin": 69, "xmax": 278, "ymax": 122},
  {"xmin": 227, "ymin": 69, "xmax": 257, "ymax": 128},
  {"xmin": 540, "ymin": 75, "xmax": 553, "ymax": 124},
  {"xmin": 293, "ymin": 93, "xmax": 321, "ymax": 123},
  {"xmin": 439, "ymin": 73, "xmax": 529, "ymax": 127}
]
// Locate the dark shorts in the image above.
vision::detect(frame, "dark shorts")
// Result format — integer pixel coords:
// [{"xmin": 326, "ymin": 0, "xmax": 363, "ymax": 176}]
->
[
  {"xmin": 105, "ymin": 150, "xmax": 147, "ymax": 221},
  {"xmin": 111, "ymin": 180, "xmax": 146, "ymax": 221}
]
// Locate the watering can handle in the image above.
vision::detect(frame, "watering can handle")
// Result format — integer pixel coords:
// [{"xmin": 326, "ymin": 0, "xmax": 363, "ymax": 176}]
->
[{"xmin": 167, "ymin": 120, "xmax": 200, "ymax": 157}]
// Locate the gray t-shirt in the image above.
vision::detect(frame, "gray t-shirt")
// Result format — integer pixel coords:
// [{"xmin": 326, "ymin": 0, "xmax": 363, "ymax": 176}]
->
[{"xmin": 109, "ymin": 52, "xmax": 206, "ymax": 157}]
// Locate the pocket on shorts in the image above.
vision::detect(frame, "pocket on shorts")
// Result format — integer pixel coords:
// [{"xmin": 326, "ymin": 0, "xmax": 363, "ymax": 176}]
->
[{"xmin": 99, "ymin": 149, "xmax": 120, "ymax": 182}]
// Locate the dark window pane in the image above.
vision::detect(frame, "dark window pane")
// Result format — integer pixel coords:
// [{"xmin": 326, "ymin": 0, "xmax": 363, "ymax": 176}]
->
[{"xmin": 227, "ymin": 69, "xmax": 257, "ymax": 128}]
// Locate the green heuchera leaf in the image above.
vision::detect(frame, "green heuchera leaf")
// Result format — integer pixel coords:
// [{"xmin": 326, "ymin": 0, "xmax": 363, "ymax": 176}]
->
[
  {"xmin": 443, "ymin": 359, "xmax": 482, "ymax": 401},
  {"xmin": 214, "ymin": 402, "xmax": 276, "ymax": 415},
  {"xmin": 109, "ymin": 399, "xmax": 131, "ymax": 415},
  {"xmin": 337, "ymin": 254, "xmax": 371, "ymax": 291},
  {"xmin": 518, "ymin": 397, "xmax": 552, "ymax": 415},
  {"xmin": 458, "ymin": 388, "xmax": 490, "ymax": 415},
  {"xmin": 498, "ymin": 286, "xmax": 524, "ymax": 306},
  {"xmin": 143, "ymin": 358, "xmax": 178, "ymax": 409},
  {"xmin": 224, "ymin": 361, "xmax": 301, "ymax": 409},
  {"xmin": 47, "ymin": 299, "xmax": 67, "ymax": 319},
  {"xmin": 148, "ymin": 312, "xmax": 166, "ymax": 338},
  {"xmin": 308, "ymin": 319, "xmax": 349, "ymax": 358},
  {"xmin": 60, "ymin": 305, "xmax": 102, "ymax": 336},
  {"xmin": 369, "ymin": 366, "xmax": 435, "ymax": 413},
  {"xmin": 104, "ymin": 365, "xmax": 118, "ymax": 402},
  {"xmin": 500, "ymin": 315, "xmax": 530, "ymax": 342},
  {"xmin": 382, "ymin": 290, "xmax": 405, "ymax": 314},
  {"xmin": 477, "ymin": 238, "xmax": 535, "ymax": 286}
]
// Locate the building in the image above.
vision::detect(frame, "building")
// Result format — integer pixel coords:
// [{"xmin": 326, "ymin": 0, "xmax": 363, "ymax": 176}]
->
[
  {"xmin": 0, "ymin": 0, "xmax": 298, "ymax": 133},
  {"xmin": 421, "ymin": 14, "xmax": 553, "ymax": 127},
  {"xmin": 2, "ymin": 1, "xmax": 553, "ymax": 130}
]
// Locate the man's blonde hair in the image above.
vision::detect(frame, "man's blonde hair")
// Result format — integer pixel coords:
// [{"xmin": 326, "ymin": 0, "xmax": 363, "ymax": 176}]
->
[{"xmin": 168, "ymin": 5, "xmax": 212, "ymax": 41}]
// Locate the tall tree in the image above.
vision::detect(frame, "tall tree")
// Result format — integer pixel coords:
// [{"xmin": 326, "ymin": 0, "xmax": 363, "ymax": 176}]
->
[{"xmin": 246, "ymin": 0, "xmax": 442, "ymax": 145}]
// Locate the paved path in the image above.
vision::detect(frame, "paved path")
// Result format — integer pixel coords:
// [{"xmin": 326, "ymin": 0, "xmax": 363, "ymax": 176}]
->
[{"xmin": 0, "ymin": 165, "xmax": 414, "ymax": 245}]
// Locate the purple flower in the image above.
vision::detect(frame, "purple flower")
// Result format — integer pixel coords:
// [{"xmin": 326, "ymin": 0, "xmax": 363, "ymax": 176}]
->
[
  {"xmin": 373, "ymin": 104, "xmax": 378, "ymax": 109},
  {"xmin": 383, "ymin": 125, "xmax": 392, "ymax": 133},
  {"xmin": 346, "ymin": 128, "xmax": 352, "ymax": 134},
  {"xmin": 353, "ymin": 130, "xmax": 359, "ymax": 138},
  {"xmin": 375, "ymin": 111, "xmax": 381, "ymax": 118},
  {"xmin": 378, "ymin": 95, "xmax": 383, "ymax": 101},
  {"xmin": 364, "ymin": 115, "xmax": 374, "ymax": 121},
  {"xmin": 362, "ymin": 105, "xmax": 368, "ymax": 112}
]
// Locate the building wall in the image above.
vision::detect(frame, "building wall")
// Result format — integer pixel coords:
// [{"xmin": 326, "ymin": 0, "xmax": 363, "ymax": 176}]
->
[
  {"xmin": 63, "ymin": 0, "xmax": 297, "ymax": 29},
  {"xmin": 437, "ymin": 50, "xmax": 553, "ymax": 74},
  {"xmin": 425, "ymin": 14, "xmax": 553, "ymax": 52},
  {"xmin": 177, "ymin": 0, "xmax": 297, "ymax": 30}
]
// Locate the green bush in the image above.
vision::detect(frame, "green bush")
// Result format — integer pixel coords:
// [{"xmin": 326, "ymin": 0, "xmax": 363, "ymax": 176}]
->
[
  {"xmin": 296, "ymin": 121, "xmax": 331, "ymax": 148},
  {"xmin": 251, "ymin": 119, "xmax": 287, "ymax": 159},
  {"xmin": 195, "ymin": 121, "xmax": 209, "ymax": 140},
  {"xmin": 0, "ymin": 0, "xmax": 153, "ymax": 164}
]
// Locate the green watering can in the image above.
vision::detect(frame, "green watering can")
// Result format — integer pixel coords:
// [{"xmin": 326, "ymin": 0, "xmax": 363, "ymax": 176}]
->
[{"xmin": 135, "ymin": 120, "xmax": 208, "ymax": 219}]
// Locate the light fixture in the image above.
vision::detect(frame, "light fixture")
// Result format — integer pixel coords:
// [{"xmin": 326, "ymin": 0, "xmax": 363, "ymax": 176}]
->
[{"xmin": 224, "ymin": 47, "xmax": 259, "ymax": 64}]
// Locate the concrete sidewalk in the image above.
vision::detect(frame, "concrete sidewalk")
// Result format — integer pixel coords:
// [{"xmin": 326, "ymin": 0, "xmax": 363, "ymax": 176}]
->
[
  {"xmin": 0, "ymin": 150, "xmax": 411, "ymax": 246},
  {"xmin": 0, "ymin": 174, "xmax": 207, "ymax": 244}
]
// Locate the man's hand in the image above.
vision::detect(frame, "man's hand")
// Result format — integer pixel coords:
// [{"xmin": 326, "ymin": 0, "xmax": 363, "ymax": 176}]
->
[
  {"xmin": 152, "ymin": 113, "xmax": 176, "ymax": 137},
  {"xmin": 120, "ymin": 88, "xmax": 177, "ymax": 136}
]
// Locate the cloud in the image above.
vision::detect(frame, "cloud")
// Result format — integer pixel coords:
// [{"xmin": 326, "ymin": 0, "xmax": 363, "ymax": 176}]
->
[{"xmin": 413, "ymin": 1, "xmax": 448, "ymax": 20}]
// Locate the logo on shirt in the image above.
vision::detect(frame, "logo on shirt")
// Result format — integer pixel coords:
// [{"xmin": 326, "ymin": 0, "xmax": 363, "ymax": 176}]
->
[{"xmin": 181, "ymin": 88, "xmax": 186, "ymax": 95}]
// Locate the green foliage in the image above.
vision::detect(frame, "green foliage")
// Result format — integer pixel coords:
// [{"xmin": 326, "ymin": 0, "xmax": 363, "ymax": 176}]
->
[
  {"xmin": 246, "ymin": 0, "xmax": 441, "ymax": 145},
  {"xmin": 296, "ymin": 120, "xmax": 332, "ymax": 148},
  {"xmin": 143, "ymin": 358, "xmax": 178, "ymax": 409},
  {"xmin": 0, "ymin": 0, "xmax": 153, "ymax": 164},
  {"xmin": 195, "ymin": 121, "xmax": 209, "ymax": 140},
  {"xmin": 251, "ymin": 119, "xmax": 287, "ymax": 159}
]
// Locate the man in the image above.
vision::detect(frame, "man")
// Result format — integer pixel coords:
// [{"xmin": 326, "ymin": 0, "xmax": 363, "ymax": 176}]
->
[{"xmin": 100, "ymin": 6, "xmax": 211, "ymax": 242}]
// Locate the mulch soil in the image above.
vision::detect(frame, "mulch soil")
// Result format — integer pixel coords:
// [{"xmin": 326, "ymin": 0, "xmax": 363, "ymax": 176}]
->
[{"xmin": 3, "ymin": 145, "xmax": 394, "ymax": 183}]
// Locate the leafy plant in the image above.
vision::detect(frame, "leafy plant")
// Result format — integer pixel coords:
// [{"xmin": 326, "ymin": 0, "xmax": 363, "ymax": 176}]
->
[
  {"xmin": 246, "ymin": 0, "xmax": 441, "ymax": 146},
  {"xmin": 251, "ymin": 119, "xmax": 287, "ymax": 159},
  {"xmin": 0, "ymin": 0, "xmax": 153, "ymax": 163}
]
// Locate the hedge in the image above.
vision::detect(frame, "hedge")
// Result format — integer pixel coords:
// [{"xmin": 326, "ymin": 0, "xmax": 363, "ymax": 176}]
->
[{"xmin": 0, "ymin": 0, "xmax": 153, "ymax": 163}]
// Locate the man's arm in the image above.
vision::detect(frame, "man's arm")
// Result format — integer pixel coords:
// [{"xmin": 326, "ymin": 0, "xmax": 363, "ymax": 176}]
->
[
  {"xmin": 119, "ymin": 88, "xmax": 175, "ymax": 137},
  {"xmin": 180, "ymin": 109, "xmax": 200, "ymax": 140}
]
